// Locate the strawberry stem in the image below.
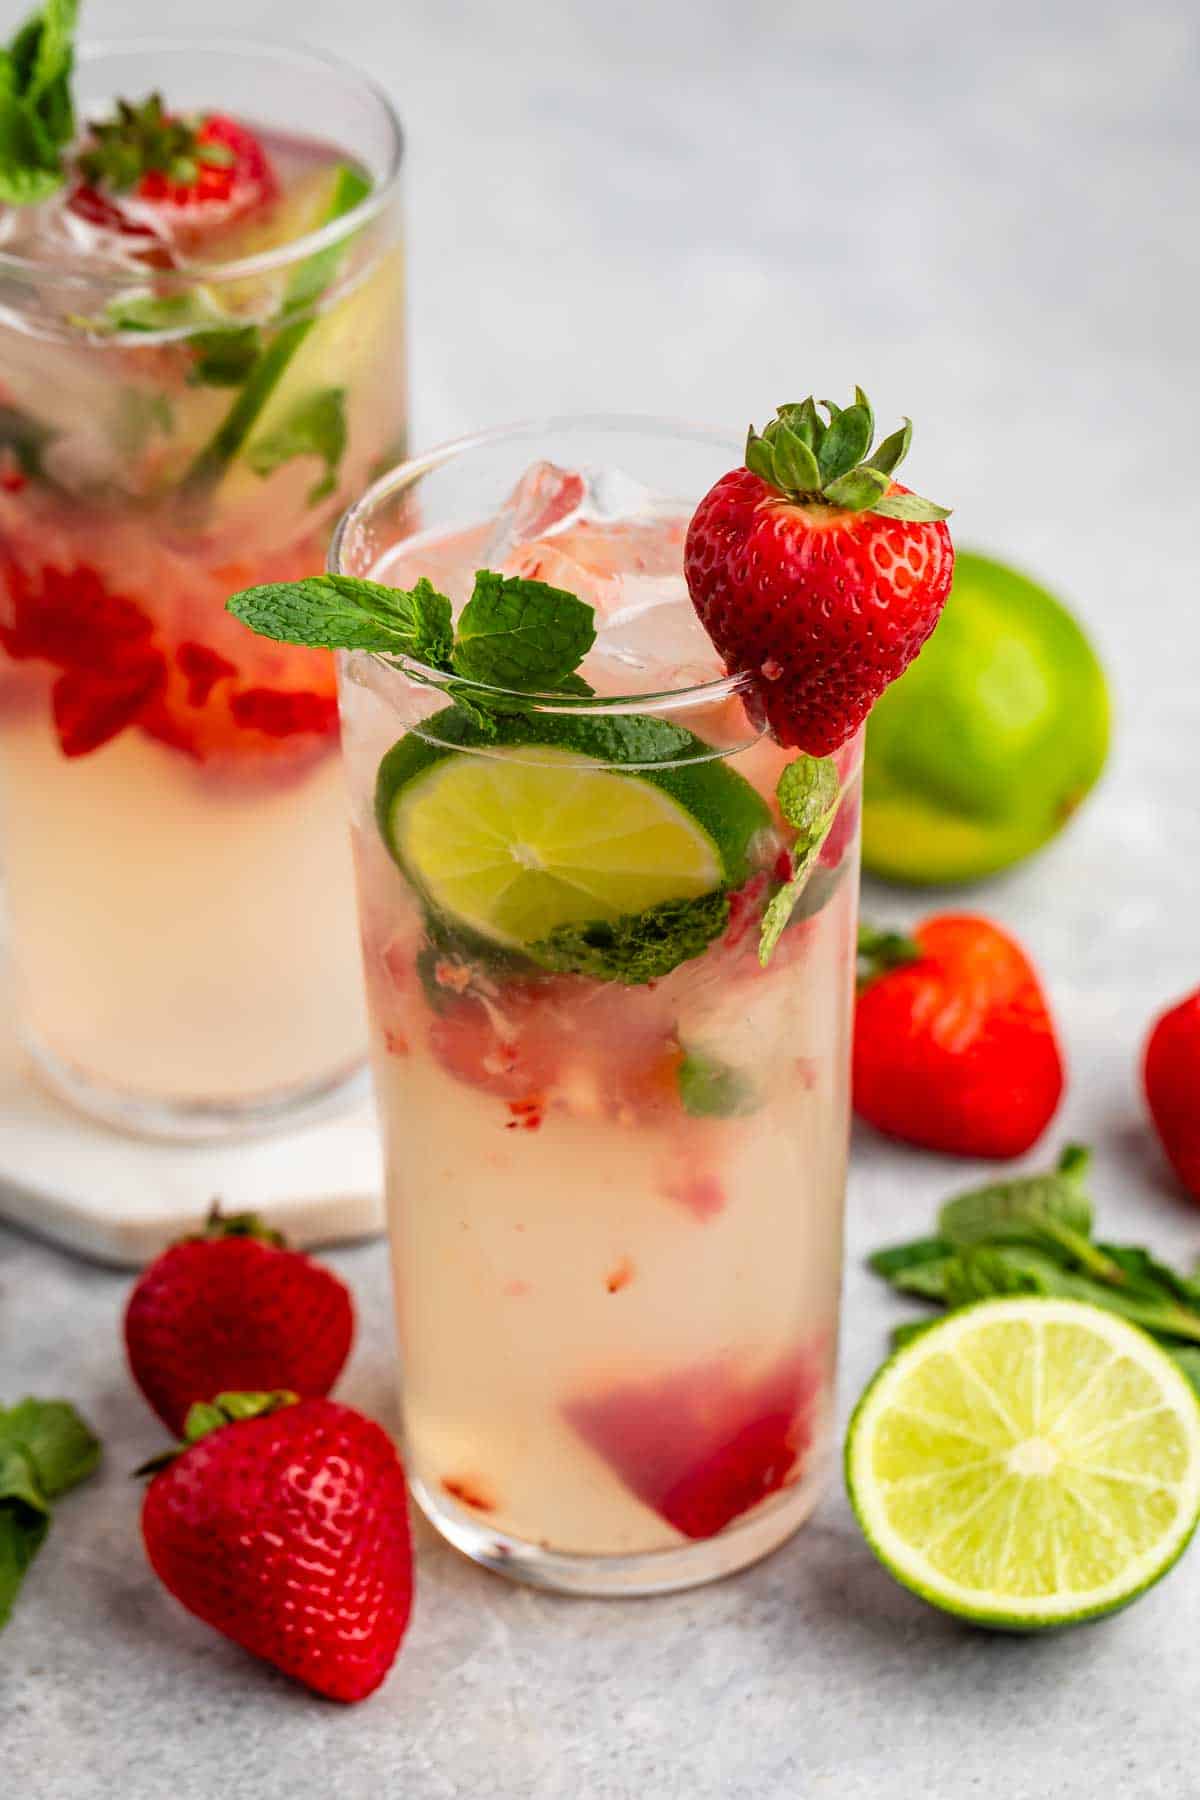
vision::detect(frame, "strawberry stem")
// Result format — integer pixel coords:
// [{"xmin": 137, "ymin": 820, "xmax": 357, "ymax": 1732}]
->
[{"xmin": 857, "ymin": 923, "xmax": 922, "ymax": 991}]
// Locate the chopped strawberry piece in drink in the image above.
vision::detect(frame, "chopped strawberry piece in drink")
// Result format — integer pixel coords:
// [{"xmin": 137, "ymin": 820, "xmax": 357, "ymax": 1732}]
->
[
  {"xmin": 229, "ymin": 687, "xmax": 339, "ymax": 738},
  {"xmin": 52, "ymin": 659, "xmax": 166, "ymax": 757},
  {"xmin": 663, "ymin": 1170, "xmax": 726, "ymax": 1222},
  {"xmin": 442, "ymin": 1475, "xmax": 497, "ymax": 1513},
  {"xmin": 176, "ymin": 641, "xmax": 237, "ymax": 706},
  {"xmin": 565, "ymin": 1346, "xmax": 822, "ymax": 1539}
]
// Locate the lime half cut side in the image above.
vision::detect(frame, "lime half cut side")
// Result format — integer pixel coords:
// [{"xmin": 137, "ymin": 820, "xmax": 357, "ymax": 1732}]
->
[
  {"xmin": 387, "ymin": 744, "xmax": 728, "ymax": 949},
  {"xmin": 846, "ymin": 1298, "xmax": 1200, "ymax": 1630}
]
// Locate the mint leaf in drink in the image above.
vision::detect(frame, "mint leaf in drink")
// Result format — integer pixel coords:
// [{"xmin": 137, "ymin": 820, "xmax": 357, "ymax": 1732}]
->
[
  {"xmin": 0, "ymin": 0, "xmax": 78, "ymax": 207},
  {"xmin": 0, "ymin": 1397, "xmax": 100, "ymax": 1629},
  {"xmin": 228, "ymin": 572, "xmax": 454, "ymax": 663},
  {"xmin": 676, "ymin": 1048, "xmax": 759, "ymax": 1119},
  {"xmin": 451, "ymin": 570, "xmax": 596, "ymax": 692},
  {"xmin": 0, "ymin": 402, "xmax": 55, "ymax": 481},
  {"xmin": 759, "ymin": 754, "xmax": 841, "ymax": 965},
  {"xmin": 247, "ymin": 387, "xmax": 347, "ymax": 505},
  {"xmin": 188, "ymin": 326, "xmax": 261, "ymax": 388},
  {"xmin": 530, "ymin": 892, "xmax": 730, "ymax": 985}
]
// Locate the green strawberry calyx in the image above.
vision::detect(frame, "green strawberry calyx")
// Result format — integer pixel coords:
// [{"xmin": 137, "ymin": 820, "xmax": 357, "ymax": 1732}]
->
[
  {"xmin": 744, "ymin": 388, "xmax": 951, "ymax": 523},
  {"xmin": 183, "ymin": 1201, "xmax": 286, "ymax": 1250},
  {"xmin": 136, "ymin": 1391, "xmax": 299, "ymax": 1478},
  {"xmin": 856, "ymin": 922, "xmax": 922, "ymax": 990},
  {"xmin": 76, "ymin": 92, "xmax": 235, "ymax": 193}
]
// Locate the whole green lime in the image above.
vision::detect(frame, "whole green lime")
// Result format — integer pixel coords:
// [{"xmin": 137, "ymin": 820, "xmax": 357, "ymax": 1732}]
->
[{"xmin": 862, "ymin": 550, "xmax": 1111, "ymax": 884}]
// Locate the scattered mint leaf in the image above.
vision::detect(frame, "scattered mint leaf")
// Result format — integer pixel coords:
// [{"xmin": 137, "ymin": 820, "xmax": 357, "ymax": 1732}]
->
[
  {"xmin": 869, "ymin": 1147, "xmax": 1200, "ymax": 1357},
  {"xmin": 677, "ymin": 1048, "xmax": 759, "ymax": 1119},
  {"xmin": 530, "ymin": 892, "xmax": 729, "ymax": 985},
  {"xmin": 247, "ymin": 386, "xmax": 348, "ymax": 506},
  {"xmin": 452, "ymin": 570, "xmax": 596, "ymax": 692},
  {"xmin": 0, "ymin": 1397, "xmax": 99, "ymax": 1630},
  {"xmin": 0, "ymin": 1398, "xmax": 100, "ymax": 1498},
  {"xmin": 0, "ymin": 0, "xmax": 77, "ymax": 207},
  {"xmin": 227, "ymin": 572, "xmax": 454, "ymax": 662},
  {"xmin": 759, "ymin": 754, "xmax": 841, "ymax": 965}
]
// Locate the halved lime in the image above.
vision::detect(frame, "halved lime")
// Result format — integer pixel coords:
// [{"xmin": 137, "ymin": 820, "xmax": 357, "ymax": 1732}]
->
[
  {"xmin": 846, "ymin": 1298, "xmax": 1200, "ymax": 1629},
  {"xmin": 375, "ymin": 708, "xmax": 770, "ymax": 953},
  {"xmin": 862, "ymin": 551, "xmax": 1111, "ymax": 884}
]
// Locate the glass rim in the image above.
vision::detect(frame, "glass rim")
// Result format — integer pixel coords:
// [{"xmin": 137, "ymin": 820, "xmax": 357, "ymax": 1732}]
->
[
  {"xmin": 0, "ymin": 35, "xmax": 405, "ymax": 298},
  {"xmin": 329, "ymin": 411, "xmax": 760, "ymax": 718}
]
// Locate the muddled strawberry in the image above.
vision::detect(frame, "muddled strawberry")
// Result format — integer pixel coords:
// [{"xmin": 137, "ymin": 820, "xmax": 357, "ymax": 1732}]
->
[{"xmin": 564, "ymin": 1344, "xmax": 823, "ymax": 1539}]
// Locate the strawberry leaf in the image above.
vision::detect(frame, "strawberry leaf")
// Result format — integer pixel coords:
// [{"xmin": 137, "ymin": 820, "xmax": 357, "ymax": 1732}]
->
[
  {"xmin": 865, "ymin": 417, "xmax": 912, "ymax": 477},
  {"xmin": 0, "ymin": 0, "xmax": 77, "ymax": 205},
  {"xmin": 823, "ymin": 466, "xmax": 888, "ymax": 512},
  {"xmin": 771, "ymin": 422, "xmax": 821, "ymax": 494}
]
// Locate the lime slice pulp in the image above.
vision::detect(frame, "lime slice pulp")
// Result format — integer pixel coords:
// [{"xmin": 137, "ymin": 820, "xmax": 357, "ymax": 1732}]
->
[
  {"xmin": 846, "ymin": 1297, "xmax": 1200, "ymax": 1629},
  {"xmin": 375, "ymin": 709, "xmax": 771, "ymax": 954}
]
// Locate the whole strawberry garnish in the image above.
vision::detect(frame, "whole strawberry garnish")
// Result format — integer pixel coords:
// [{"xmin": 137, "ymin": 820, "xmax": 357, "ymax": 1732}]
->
[
  {"xmin": 70, "ymin": 94, "xmax": 276, "ymax": 241},
  {"xmin": 685, "ymin": 390, "xmax": 953, "ymax": 754},
  {"xmin": 141, "ymin": 1393, "xmax": 412, "ymax": 1703},
  {"xmin": 124, "ymin": 1207, "xmax": 353, "ymax": 1434},
  {"xmin": 1144, "ymin": 989, "xmax": 1200, "ymax": 1201},
  {"xmin": 854, "ymin": 914, "xmax": 1065, "ymax": 1158}
]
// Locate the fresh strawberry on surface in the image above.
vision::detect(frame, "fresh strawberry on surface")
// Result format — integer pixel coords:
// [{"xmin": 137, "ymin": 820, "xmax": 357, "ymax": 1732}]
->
[
  {"xmin": 685, "ymin": 390, "xmax": 953, "ymax": 755},
  {"xmin": 565, "ymin": 1347, "xmax": 822, "ymax": 1539},
  {"xmin": 1143, "ymin": 989, "xmax": 1200, "ymax": 1201},
  {"xmin": 141, "ymin": 1393, "xmax": 411, "ymax": 1703},
  {"xmin": 854, "ymin": 915, "xmax": 1065, "ymax": 1159},
  {"xmin": 124, "ymin": 1207, "xmax": 353, "ymax": 1435},
  {"xmin": 70, "ymin": 95, "xmax": 276, "ymax": 242}
]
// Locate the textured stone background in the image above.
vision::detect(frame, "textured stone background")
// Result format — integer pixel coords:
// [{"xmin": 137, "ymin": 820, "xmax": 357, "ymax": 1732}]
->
[{"xmin": 3, "ymin": 0, "xmax": 1198, "ymax": 1794}]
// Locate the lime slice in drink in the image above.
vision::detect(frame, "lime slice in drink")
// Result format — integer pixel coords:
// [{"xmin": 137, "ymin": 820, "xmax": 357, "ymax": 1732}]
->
[
  {"xmin": 375, "ymin": 709, "xmax": 770, "ymax": 954},
  {"xmin": 845, "ymin": 1298, "xmax": 1200, "ymax": 1629}
]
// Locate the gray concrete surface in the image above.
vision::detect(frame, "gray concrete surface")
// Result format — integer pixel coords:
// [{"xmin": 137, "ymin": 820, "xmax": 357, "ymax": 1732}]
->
[{"xmin": 3, "ymin": 0, "xmax": 1199, "ymax": 1793}]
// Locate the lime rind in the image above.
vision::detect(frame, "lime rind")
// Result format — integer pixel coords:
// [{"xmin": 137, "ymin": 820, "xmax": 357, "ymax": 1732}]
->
[{"xmin": 845, "ymin": 1297, "xmax": 1200, "ymax": 1631}]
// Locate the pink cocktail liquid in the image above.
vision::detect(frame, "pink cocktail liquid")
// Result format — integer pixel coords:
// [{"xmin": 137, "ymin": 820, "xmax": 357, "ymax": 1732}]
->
[
  {"xmin": 338, "ymin": 461, "xmax": 860, "ymax": 1585},
  {"xmin": 0, "ymin": 117, "xmax": 405, "ymax": 1130}
]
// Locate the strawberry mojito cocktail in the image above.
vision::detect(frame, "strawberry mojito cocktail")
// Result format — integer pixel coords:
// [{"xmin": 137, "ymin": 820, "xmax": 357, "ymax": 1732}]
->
[
  {"xmin": 230, "ymin": 403, "xmax": 952, "ymax": 1590},
  {"xmin": 0, "ymin": 10, "xmax": 404, "ymax": 1133}
]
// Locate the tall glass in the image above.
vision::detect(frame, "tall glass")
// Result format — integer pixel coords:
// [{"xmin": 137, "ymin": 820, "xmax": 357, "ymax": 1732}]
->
[
  {"xmin": 0, "ymin": 40, "xmax": 405, "ymax": 1138},
  {"xmin": 334, "ymin": 418, "xmax": 860, "ymax": 1594}
]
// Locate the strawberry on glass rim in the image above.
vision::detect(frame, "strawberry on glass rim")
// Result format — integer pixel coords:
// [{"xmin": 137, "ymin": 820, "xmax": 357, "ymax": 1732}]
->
[
  {"xmin": 67, "ymin": 93, "xmax": 277, "ymax": 250},
  {"xmin": 685, "ymin": 388, "xmax": 954, "ymax": 755}
]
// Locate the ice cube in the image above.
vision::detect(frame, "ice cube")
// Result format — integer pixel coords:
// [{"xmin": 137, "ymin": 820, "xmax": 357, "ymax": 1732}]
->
[{"xmin": 585, "ymin": 584, "xmax": 722, "ymax": 694}]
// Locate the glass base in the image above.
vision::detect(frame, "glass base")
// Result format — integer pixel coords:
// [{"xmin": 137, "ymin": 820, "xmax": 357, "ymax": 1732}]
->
[
  {"xmin": 411, "ymin": 1458, "xmax": 830, "ymax": 1597},
  {"xmin": 27, "ymin": 1037, "xmax": 370, "ymax": 1145}
]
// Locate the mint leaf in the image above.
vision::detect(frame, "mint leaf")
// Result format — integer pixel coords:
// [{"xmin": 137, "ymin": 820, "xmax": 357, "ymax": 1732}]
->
[
  {"xmin": 0, "ymin": 1397, "xmax": 99, "ymax": 1630},
  {"xmin": 677, "ymin": 1049, "xmax": 759, "ymax": 1119},
  {"xmin": 189, "ymin": 326, "xmax": 261, "ymax": 387},
  {"xmin": 0, "ymin": 0, "xmax": 77, "ymax": 207},
  {"xmin": 938, "ymin": 1145, "xmax": 1095, "ymax": 1256},
  {"xmin": 247, "ymin": 387, "xmax": 347, "ymax": 506},
  {"xmin": 0, "ymin": 1399, "xmax": 100, "ymax": 1498},
  {"xmin": 452, "ymin": 570, "xmax": 596, "ymax": 692},
  {"xmin": 867, "ymin": 1237, "xmax": 951, "ymax": 1282},
  {"xmin": 759, "ymin": 754, "xmax": 841, "ymax": 965},
  {"xmin": 0, "ymin": 402, "xmax": 54, "ymax": 480},
  {"xmin": 530, "ymin": 892, "xmax": 729, "ymax": 985},
  {"xmin": 227, "ymin": 572, "xmax": 454, "ymax": 663}
]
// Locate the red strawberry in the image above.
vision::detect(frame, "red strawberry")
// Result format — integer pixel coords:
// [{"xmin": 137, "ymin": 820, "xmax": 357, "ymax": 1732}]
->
[
  {"xmin": 564, "ymin": 1346, "xmax": 822, "ymax": 1539},
  {"xmin": 141, "ymin": 1393, "xmax": 411, "ymax": 1703},
  {"xmin": 125, "ymin": 1207, "xmax": 354, "ymax": 1435},
  {"xmin": 71, "ymin": 98, "xmax": 276, "ymax": 245},
  {"xmin": 685, "ymin": 391, "xmax": 954, "ymax": 754},
  {"xmin": 854, "ymin": 914, "xmax": 1065, "ymax": 1158},
  {"xmin": 1143, "ymin": 989, "xmax": 1200, "ymax": 1200}
]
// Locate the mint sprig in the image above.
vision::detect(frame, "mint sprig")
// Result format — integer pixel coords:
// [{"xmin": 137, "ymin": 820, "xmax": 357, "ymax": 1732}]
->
[
  {"xmin": 758, "ymin": 754, "xmax": 841, "ymax": 965},
  {"xmin": 0, "ymin": 1397, "xmax": 100, "ymax": 1629},
  {"xmin": 0, "ymin": 0, "xmax": 77, "ymax": 206},
  {"xmin": 870, "ymin": 1147, "xmax": 1200, "ymax": 1386},
  {"xmin": 530, "ymin": 891, "xmax": 730, "ymax": 985},
  {"xmin": 228, "ymin": 566, "xmax": 600, "ymax": 705}
]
